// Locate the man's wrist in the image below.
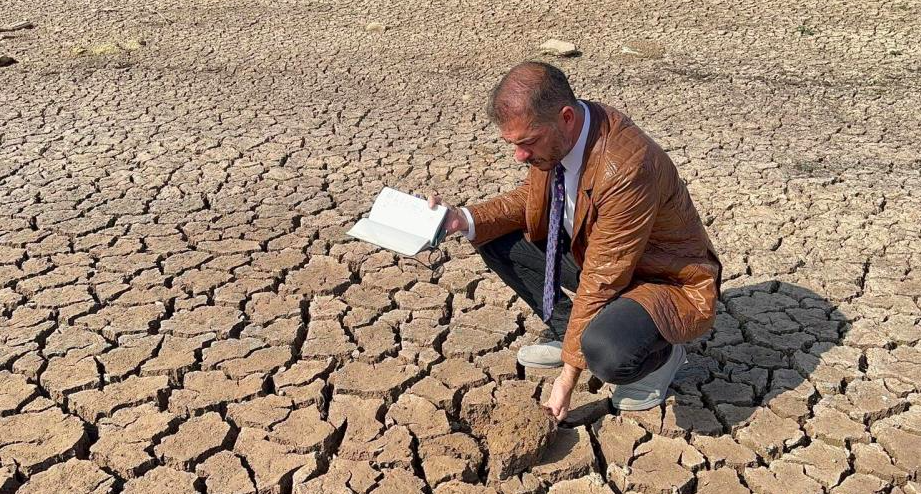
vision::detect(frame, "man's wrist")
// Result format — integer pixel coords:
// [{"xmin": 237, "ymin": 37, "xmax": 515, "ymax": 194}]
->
[{"xmin": 560, "ymin": 363, "xmax": 582, "ymax": 385}]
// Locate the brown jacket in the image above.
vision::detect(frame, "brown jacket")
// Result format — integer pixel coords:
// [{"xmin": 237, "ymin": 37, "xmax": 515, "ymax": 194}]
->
[{"xmin": 468, "ymin": 101, "xmax": 722, "ymax": 369}]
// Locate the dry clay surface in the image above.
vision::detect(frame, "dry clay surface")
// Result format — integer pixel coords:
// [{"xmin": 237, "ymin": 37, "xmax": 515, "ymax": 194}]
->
[{"xmin": 1, "ymin": 0, "xmax": 920, "ymax": 492}]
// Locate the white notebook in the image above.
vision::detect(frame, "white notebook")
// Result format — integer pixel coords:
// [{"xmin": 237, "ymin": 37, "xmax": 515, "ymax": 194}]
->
[{"xmin": 346, "ymin": 187, "xmax": 449, "ymax": 256}]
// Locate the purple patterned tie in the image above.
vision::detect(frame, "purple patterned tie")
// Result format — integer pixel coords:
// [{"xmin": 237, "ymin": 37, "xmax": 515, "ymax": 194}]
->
[{"xmin": 542, "ymin": 163, "xmax": 565, "ymax": 322}]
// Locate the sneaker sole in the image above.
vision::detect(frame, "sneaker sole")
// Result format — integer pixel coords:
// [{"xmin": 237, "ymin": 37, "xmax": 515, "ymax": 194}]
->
[{"xmin": 611, "ymin": 345, "xmax": 687, "ymax": 411}]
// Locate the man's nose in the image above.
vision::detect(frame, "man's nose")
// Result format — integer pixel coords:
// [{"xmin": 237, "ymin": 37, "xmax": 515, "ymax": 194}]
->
[{"xmin": 514, "ymin": 146, "xmax": 531, "ymax": 162}]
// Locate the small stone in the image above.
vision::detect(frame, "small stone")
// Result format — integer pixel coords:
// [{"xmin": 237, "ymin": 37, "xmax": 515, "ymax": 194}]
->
[
  {"xmin": 365, "ymin": 22, "xmax": 386, "ymax": 33},
  {"xmin": 539, "ymin": 39, "xmax": 578, "ymax": 56}
]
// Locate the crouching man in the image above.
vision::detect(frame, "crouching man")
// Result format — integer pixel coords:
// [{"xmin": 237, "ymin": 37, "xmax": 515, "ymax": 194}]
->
[{"xmin": 431, "ymin": 62, "xmax": 722, "ymax": 421}]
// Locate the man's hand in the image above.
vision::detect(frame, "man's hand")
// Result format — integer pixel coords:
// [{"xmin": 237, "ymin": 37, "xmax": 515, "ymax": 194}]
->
[
  {"xmin": 427, "ymin": 194, "xmax": 469, "ymax": 235},
  {"xmin": 543, "ymin": 363, "xmax": 581, "ymax": 422}
]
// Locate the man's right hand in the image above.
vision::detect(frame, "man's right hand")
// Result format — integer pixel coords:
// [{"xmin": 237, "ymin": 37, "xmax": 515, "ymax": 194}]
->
[{"xmin": 427, "ymin": 194, "xmax": 469, "ymax": 235}]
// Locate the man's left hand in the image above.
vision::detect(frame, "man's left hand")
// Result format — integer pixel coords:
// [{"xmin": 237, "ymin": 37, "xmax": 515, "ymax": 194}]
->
[{"xmin": 543, "ymin": 363, "xmax": 581, "ymax": 422}]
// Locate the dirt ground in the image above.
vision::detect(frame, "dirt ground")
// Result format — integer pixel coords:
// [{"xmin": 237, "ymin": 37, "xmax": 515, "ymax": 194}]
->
[{"xmin": 0, "ymin": 0, "xmax": 919, "ymax": 492}]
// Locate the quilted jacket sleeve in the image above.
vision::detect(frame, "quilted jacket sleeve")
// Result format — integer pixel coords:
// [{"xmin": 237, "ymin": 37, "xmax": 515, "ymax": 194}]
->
[{"xmin": 466, "ymin": 174, "xmax": 531, "ymax": 247}]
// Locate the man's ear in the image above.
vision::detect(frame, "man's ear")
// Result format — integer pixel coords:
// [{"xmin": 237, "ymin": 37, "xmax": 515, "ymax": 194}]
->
[{"xmin": 560, "ymin": 105, "xmax": 576, "ymax": 125}]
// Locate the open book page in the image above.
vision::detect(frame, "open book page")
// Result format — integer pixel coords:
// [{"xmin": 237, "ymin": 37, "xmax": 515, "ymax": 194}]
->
[
  {"xmin": 347, "ymin": 218, "xmax": 430, "ymax": 256},
  {"xmin": 367, "ymin": 187, "xmax": 448, "ymax": 243}
]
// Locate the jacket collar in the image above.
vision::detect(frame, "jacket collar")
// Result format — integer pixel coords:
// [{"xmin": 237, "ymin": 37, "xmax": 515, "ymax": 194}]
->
[{"xmin": 578, "ymin": 101, "xmax": 608, "ymax": 192}]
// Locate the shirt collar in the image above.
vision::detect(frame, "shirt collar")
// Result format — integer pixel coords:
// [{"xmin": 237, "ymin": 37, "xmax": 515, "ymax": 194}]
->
[{"xmin": 560, "ymin": 100, "xmax": 590, "ymax": 173}]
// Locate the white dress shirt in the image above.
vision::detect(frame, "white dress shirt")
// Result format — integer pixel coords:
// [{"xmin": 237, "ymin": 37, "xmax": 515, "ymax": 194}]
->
[{"xmin": 462, "ymin": 100, "xmax": 591, "ymax": 240}]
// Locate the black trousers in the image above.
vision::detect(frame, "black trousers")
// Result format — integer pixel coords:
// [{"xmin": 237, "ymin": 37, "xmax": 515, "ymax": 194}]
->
[{"xmin": 478, "ymin": 230, "xmax": 672, "ymax": 385}]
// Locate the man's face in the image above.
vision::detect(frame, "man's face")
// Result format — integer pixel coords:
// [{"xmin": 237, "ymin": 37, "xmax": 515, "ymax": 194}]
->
[{"xmin": 499, "ymin": 110, "xmax": 573, "ymax": 172}]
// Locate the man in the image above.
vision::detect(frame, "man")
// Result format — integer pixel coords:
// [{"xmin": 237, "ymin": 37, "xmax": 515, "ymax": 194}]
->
[{"xmin": 430, "ymin": 62, "xmax": 721, "ymax": 422}]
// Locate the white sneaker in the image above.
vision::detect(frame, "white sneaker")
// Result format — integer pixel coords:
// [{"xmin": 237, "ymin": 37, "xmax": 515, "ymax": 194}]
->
[
  {"xmin": 516, "ymin": 340, "xmax": 563, "ymax": 368},
  {"xmin": 610, "ymin": 344, "xmax": 687, "ymax": 411}
]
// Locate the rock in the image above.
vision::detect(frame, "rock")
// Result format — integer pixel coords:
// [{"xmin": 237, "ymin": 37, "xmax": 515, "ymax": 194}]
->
[
  {"xmin": 539, "ymin": 39, "xmax": 578, "ymax": 56},
  {"xmin": 461, "ymin": 382, "xmax": 497, "ymax": 437},
  {"xmin": 365, "ymin": 22, "xmax": 385, "ymax": 33},
  {"xmin": 0, "ymin": 20, "xmax": 33, "ymax": 32},
  {"xmin": 196, "ymin": 451, "xmax": 257, "ymax": 494},
  {"xmin": 17, "ymin": 459, "xmax": 113, "ymax": 494},
  {"xmin": 531, "ymin": 426, "xmax": 597, "ymax": 484},
  {"xmin": 486, "ymin": 402, "xmax": 556, "ymax": 480},
  {"xmin": 155, "ymin": 412, "xmax": 232, "ymax": 470},
  {"xmin": 0, "ymin": 407, "xmax": 88, "ymax": 475},
  {"xmin": 122, "ymin": 466, "xmax": 199, "ymax": 494}
]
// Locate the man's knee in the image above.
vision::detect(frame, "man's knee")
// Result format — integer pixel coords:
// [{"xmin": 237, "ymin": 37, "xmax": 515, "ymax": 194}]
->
[{"xmin": 581, "ymin": 321, "xmax": 646, "ymax": 384}]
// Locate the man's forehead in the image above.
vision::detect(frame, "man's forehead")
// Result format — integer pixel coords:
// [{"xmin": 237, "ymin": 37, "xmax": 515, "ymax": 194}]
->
[{"xmin": 499, "ymin": 117, "xmax": 542, "ymax": 143}]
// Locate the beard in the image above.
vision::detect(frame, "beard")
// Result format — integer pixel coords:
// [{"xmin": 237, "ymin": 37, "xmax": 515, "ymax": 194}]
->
[{"xmin": 526, "ymin": 125, "xmax": 571, "ymax": 170}]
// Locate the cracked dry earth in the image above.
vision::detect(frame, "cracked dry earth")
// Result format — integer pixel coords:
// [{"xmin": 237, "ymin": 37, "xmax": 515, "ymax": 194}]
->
[{"xmin": 0, "ymin": 0, "xmax": 919, "ymax": 493}]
